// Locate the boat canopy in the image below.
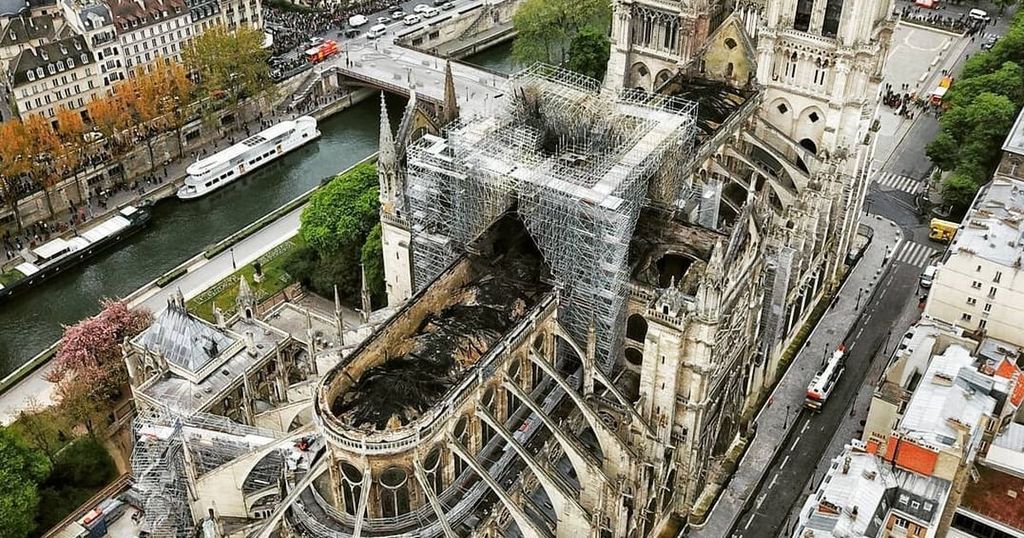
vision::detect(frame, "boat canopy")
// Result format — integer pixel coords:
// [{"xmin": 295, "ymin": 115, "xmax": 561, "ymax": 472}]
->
[
  {"xmin": 33, "ymin": 238, "xmax": 70, "ymax": 260},
  {"xmin": 16, "ymin": 262, "xmax": 39, "ymax": 276},
  {"xmin": 81, "ymin": 215, "xmax": 131, "ymax": 243}
]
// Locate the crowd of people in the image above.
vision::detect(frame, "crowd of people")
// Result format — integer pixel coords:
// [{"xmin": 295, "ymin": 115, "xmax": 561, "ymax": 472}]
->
[
  {"xmin": 897, "ymin": 4, "xmax": 993, "ymax": 34},
  {"xmin": 882, "ymin": 82, "xmax": 925, "ymax": 120}
]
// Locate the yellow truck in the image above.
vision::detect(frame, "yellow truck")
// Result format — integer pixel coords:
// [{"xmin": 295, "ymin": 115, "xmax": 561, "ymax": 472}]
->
[{"xmin": 929, "ymin": 218, "xmax": 958, "ymax": 243}]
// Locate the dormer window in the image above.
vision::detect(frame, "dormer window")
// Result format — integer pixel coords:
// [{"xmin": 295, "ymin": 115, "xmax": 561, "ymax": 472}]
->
[
  {"xmin": 47, "ymin": 64, "xmax": 55, "ymax": 74},
  {"xmin": 57, "ymin": 60, "xmax": 64, "ymax": 70},
  {"xmin": 26, "ymin": 70, "xmax": 35, "ymax": 81},
  {"xmin": 81, "ymin": 53, "xmax": 88, "ymax": 64},
  {"xmin": 67, "ymin": 58, "xmax": 74, "ymax": 68},
  {"xmin": 35, "ymin": 67, "xmax": 43, "ymax": 78},
  {"xmin": 40, "ymin": 50, "xmax": 49, "ymax": 61}
]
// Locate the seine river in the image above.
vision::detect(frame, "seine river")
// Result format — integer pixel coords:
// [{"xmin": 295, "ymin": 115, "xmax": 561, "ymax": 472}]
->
[{"xmin": 0, "ymin": 42, "xmax": 517, "ymax": 376}]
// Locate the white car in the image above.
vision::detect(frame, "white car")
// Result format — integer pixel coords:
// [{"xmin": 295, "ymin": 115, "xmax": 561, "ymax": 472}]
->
[
  {"xmin": 376, "ymin": 16, "xmax": 389, "ymax": 24},
  {"xmin": 968, "ymin": 8, "xmax": 989, "ymax": 21},
  {"xmin": 423, "ymin": 6, "xmax": 440, "ymax": 17},
  {"xmin": 309, "ymin": 37, "xmax": 324, "ymax": 46},
  {"xmin": 441, "ymin": 1, "xmax": 454, "ymax": 9},
  {"xmin": 390, "ymin": 10, "xmax": 405, "ymax": 19},
  {"xmin": 348, "ymin": 14, "xmax": 368, "ymax": 27},
  {"xmin": 403, "ymin": 13, "xmax": 421, "ymax": 25},
  {"xmin": 413, "ymin": 3, "xmax": 430, "ymax": 13}
]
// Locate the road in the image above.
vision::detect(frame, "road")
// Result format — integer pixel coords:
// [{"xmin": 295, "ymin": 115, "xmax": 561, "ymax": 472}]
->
[
  {"xmin": 293, "ymin": 0, "xmax": 509, "ymax": 118},
  {"xmin": 727, "ymin": 4, "xmax": 1016, "ymax": 535}
]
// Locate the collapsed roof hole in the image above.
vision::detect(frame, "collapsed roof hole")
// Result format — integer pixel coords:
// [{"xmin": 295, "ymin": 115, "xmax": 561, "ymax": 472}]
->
[{"xmin": 656, "ymin": 254, "xmax": 694, "ymax": 288}]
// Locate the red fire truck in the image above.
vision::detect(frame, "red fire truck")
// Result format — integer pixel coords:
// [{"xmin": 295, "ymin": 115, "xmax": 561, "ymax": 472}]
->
[{"xmin": 305, "ymin": 40, "xmax": 340, "ymax": 63}]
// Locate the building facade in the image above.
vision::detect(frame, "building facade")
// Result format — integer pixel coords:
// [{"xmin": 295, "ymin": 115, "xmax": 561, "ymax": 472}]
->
[
  {"xmin": 60, "ymin": 1, "xmax": 126, "ymax": 86},
  {"xmin": 923, "ymin": 177, "xmax": 1024, "ymax": 347},
  {"xmin": 106, "ymin": 0, "xmax": 191, "ymax": 74},
  {"xmin": 7, "ymin": 33, "xmax": 103, "ymax": 121}
]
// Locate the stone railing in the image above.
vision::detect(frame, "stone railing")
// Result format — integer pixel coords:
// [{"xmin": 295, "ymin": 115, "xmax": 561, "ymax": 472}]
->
[{"xmin": 316, "ymin": 293, "xmax": 558, "ymax": 455}]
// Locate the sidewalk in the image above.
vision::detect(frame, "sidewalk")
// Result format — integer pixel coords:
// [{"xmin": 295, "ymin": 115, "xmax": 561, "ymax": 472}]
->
[
  {"xmin": 0, "ymin": 204, "xmax": 300, "ymax": 426},
  {"xmin": 0, "ymin": 98, "xmax": 308, "ymax": 269},
  {"xmin": 690, "ymin": 214, "xmax": 904, "ymax": 538}
]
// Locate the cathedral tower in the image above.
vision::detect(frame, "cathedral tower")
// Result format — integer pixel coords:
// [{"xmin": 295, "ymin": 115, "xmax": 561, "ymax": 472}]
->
[
  {"xmin": 755, "ymin": 0, "xmax": 894, "ymax": 280},
  {"xmin": 377, "ymin": 93, "xmax": 414, "ymax": 307}
]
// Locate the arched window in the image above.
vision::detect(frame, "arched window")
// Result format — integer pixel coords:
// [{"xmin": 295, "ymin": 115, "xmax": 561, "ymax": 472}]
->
[
  {"xmin": 794, "ymin": 0, "xmax": 813, "ymax": 31},
  {"xmin": 822, "ymin": 0, "xmax": 844, "ymax": 38},
  {"xmin": 626, "ymin": 314, "xmax": 648, "ymax": 343}
]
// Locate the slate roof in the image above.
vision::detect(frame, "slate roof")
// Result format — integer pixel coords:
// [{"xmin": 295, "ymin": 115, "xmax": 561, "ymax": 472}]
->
[
  {"xmin": 0, "ymin": 13, "xmax": 56, "ymax": 47},
  {"xmin": 8, "ymin": 33, "xmax": 92, "ymax": 86},
  {"xmin": 132, "ymin": 300, "xmax": 237, "ymax": 374},
  {"xmin": 106, "ymin": 0, "xmax": 188, "ymax": 32},
  {"xmin": 0, "ymin": 0, "xmax": 28, "ymax": 18}
]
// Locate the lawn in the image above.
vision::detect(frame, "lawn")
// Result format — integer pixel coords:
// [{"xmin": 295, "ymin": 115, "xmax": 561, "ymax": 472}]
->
[
  {"xmin": 0, "ymin": 267, "xmax": 25, "ymax": 288},
  {"xmin": 187, "ymin": 236, "xmax": 303, "ymax": 322}
]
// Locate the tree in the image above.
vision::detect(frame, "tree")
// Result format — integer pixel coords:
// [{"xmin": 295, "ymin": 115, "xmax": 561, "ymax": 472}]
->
[
  {"xmin": 183, "ymin": 25, "xmax": 273, "ymax": 123},
  {"xmin": 46, "ymin": 300, "xmax": 151, "ymax": 434},
  {"xmin": 566, "ymin": 26, "xmax": 610, "ymax": 82},
  {"xmin": 158, "ymin": 62, "xmax": 196, "ymax": 158},
  {"xmin": 0, "ymin": 120, "xmax": 30, "ymax": 230},
  {"xmin": 55, "ymin": 107, "xmax": 89, "ymax": 203},
  {"xmin": 925, "ymin": 131, "xmax": 959, "ymax": 171},
  {"xmin": 12, "ymin": 406, "xmax": 70, "ymax": 463},
  {"xmin": 299, "ymin": 163, "xmax": 379, "ymax": 258},
  {"xmin": 360, "ymin": 223, "xmax": 385, "ymax": 307},
  {"xmin": 943, "ymin": 61, "xmax": 1024, "ymax": 110},
  {"xmin": 512, "ymin": 0, "xmax": 610, "ymax": 65},
  {"xmin": 0, "ymin": 428, "xmax": 51, "ymax": 538},
  {"xmin": 941, "ymin": 172, "xmax": 980, "ymax": 215},
  {"xmin": 86, "ymin": 93, "xmax": 133, "ymax": 183},
  {"xmin": 129, "ymin": 67, "xmax": 167, "ymax": 171},
  {"xmin": 22, "ymin": 115, "xmax": 62, "ymax": 218}
]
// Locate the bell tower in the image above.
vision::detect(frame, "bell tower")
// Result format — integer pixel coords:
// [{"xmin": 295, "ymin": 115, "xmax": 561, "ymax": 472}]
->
[
  {"xmin": 377, "ymin": 93, "xmax": 414, "ymax": 307},
  {"xmin": 755, "ymin": 0, "xmax": 894, "ymax": 281}
]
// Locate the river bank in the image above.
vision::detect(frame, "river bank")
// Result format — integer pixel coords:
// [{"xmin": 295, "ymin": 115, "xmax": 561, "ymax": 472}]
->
[{"xmin": 0, "ymin": 40, "xmax": 516, "ymax": 378}]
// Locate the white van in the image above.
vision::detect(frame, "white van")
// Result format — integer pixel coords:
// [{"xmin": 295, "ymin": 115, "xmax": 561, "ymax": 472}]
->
[
  {"xmin": 968, "ymin": 8, "xmax": 989, "ymax": 21},
  {"xmin": 403, "ymin": 14, "xmax": 421, "ymax": 25},
  {"xmin": 366, "ymin": 23, "xmax": 387, "ymax": 39},
  {"xmin": 423, "ymin": 7, "xmax": 440, "ymax": 17},
  {"xmin": 919, "ymin": 265, "xmax": 936, "ymax": 288},
  {"xmin": 348, "ymin": 14, "xmax": 368, "ymax": 27}
]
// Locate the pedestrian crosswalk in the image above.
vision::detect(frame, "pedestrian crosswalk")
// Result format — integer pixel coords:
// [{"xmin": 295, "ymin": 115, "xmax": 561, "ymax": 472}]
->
[
  {"xmin": 873, "ymin": 172, "xmax": 921, "ymax": 194},
  {"xmin": 890, "ymin": 240, "xmax": 936, "ymax": 268}
]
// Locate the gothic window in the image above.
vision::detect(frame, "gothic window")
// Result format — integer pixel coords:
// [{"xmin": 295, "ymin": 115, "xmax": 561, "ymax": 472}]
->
[
  {"xmin": 822, "ymin": 0, "xmax": 844, "ymax": 38},
  {"xmin": 788, "ymin": 52, "xmax": 798, "ymax": 79},
  {"xmin": 724, "ymin": 37, "xmax": 738, "ymax": 49},
  {"xmin": 726, "ymin": 62, "xmax": 734, "ymax": 77},
  {"xmin": 794, "ymin": 0, "xmax": 813, "ymax": 31}
]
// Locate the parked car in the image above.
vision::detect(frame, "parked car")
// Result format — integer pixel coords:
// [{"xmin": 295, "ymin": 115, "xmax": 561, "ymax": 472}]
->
[
  {"xmin": 376, "ymin": 16, "xmax": 389, "ymax": 24},
  {"xmin": 423, "ymin": 6, "xmax": 440, "ymax": 17},
  {"xmin": 441, "ymin": 1, "xmax": 455, "ymax": 9},
  {"xmin": 432, "ymin": 0, "xmax": 445, "ymax": 5},
  {"xmin": 404, "ymin": 13, "xmax": 421, "ymax": 24},
  {"xmin": 367, "ymin": 23, "xmax": 388, "ymax": 39},
  {"xmin": 413, "ymin": 3, "xmax": 430, "ymax": 13},
  {"xmin": 390, "ymin": 10, "xmax": 405, "ymax": 19},
  {"xmin": 344, "ymin": 28, "xmax": 360, "ymax": 38},
  {"xmin": 968, "ymin": 8, "xmax": 990, "ymax": 21},
  {"xmin": 981, "ymin": 36, "xmax": 998, "ymax": 50}
]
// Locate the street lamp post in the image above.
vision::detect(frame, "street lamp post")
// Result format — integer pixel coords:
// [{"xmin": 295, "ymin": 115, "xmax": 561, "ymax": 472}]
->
[{"xmin": 230, "ymin": 247, "xmax": 237, "ymax": 270}]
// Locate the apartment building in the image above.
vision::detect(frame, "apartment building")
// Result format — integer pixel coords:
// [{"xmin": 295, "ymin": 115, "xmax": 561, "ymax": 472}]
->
[
  {"xmin": 793, "ymin": 442, "xmax": 952, "ymax": 538},
  {"xmin": 7, "ymin": 33, "xmax": 102, "ymax": 123},
  {"xmin": 807, "ymin": 319, "xmax": 1024, "ymax": 537},
  {"xmin": 950, "ymin": 422, "xmax": 1024, "ymax": 538},
  {"xmin": 105, "ymin": 0, "xmax": 191, "ymax": 74},
  {"xmin": 61, "ymin": 1, "xmax": 124, "ymax": 86},
  {"xmin": 923, "ymin": 177, "xmax": 1024, "ymax": 346}
]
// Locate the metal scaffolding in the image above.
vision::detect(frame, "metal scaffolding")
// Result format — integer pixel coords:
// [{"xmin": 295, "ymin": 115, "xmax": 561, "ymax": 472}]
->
[
  {"xmin": 130, "ymin": 408, "xmax": 283, "ymax": 536},
  {"xmin": 405, "ymin": 64, "xmax": 698, "ymax": 368}
]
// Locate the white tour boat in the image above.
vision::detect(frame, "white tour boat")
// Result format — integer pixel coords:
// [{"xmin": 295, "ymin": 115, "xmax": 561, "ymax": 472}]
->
[{"xmin": 177, "ymin": 116, "xmax": 321, "ymax": 200}]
